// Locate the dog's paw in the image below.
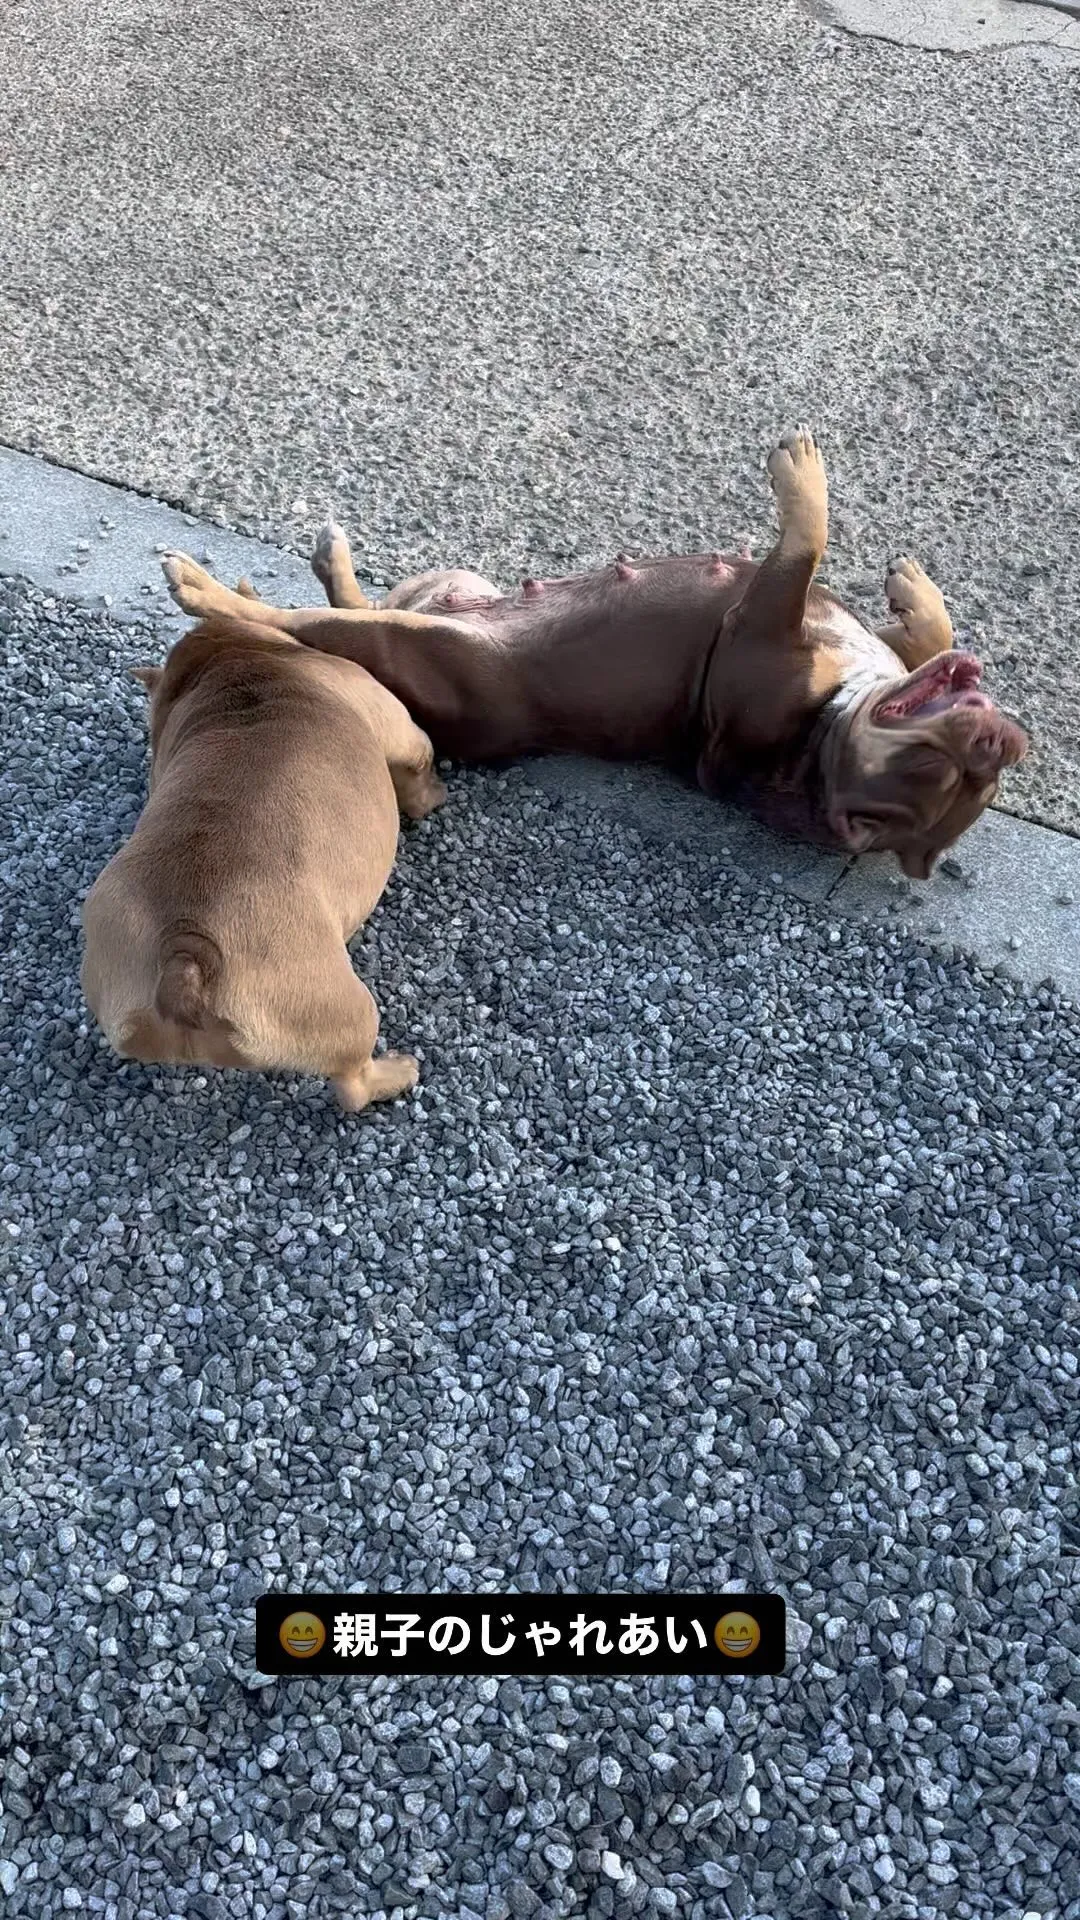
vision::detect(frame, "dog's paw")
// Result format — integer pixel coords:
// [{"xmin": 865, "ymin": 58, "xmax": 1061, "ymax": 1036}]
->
[
  {"xmin": 161, "ymin": 551, "xmax": 218, "ymax": 614},
  {"xmin": 766, "ymin": 427, "xmax": 827, "ymax": 549},
  {"xmin": 399, "ymin": 770, "xmax": 448, "ymax": 821},
  {"xmin": 885, "ymin": 554, "xmax": 952, "ymax": 648},
  {"xmin": 377, "ymin": 1051, "xmax": 421, "ymax": 1098},
  {"xmin": 334, "ymin": 1051, "xmax": 420, "ymax": 1110},
  {"xmin": 312, "ymin": 520, "xmax": 350, "ymax": 588},
  {"xmin": 767, "ymin": 425, "xmax": 824, "ymax": 492},
  {"xmin": 886, "ymin": 554, "xmax": 932, "ymax": 618}
]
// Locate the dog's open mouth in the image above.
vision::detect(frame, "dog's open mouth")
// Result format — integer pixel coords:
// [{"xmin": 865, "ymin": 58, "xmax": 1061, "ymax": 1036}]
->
[{"xmin": 876, "ymin": 652, "xmax": 994, "ymax": 724}]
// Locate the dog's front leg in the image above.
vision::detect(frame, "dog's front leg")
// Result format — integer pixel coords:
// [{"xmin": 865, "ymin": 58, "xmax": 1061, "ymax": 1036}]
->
[
  {"xmin": 697, "ymin": 429, "xmax": 830, "ymax": 775},
  {"xmin": 733, "ymin": 426, "xmax": 829, "ymax": 643}
]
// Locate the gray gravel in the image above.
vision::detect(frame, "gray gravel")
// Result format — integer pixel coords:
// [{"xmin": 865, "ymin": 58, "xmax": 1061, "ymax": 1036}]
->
[{"xmin": 3, "ymin": 577, "xmax": 1080, "ymax": 1919}]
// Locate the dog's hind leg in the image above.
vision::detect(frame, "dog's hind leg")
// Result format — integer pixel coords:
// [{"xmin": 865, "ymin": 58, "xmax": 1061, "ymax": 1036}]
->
[
  {"xmin": 161, "ymin": 552, "xmax": 487, "ymax": 729},
  {"xmin": 312, "ymin": 523, "xmax": 501, "ymax": 618},
  {"xmin": 321, "ymin": 972, "xmax": 419, "ymax": 1112},
  {"xmin": 162, "ymin": 552, "xmax": 476, "ymax": 649},
  {"xmin": 877, "ymin": 555, "xmax": 954, "ymax": 669},
  {"xmin": 312, "ymin": 521, "xmax": 373, "ymax": 609},
  {"xmin": 334, "ymin": 1050, "xmax": 420, "ymax": 1110},
  {"xmin": 262, "ymin": 958, "xmax": 419, "ymax": 1111}
]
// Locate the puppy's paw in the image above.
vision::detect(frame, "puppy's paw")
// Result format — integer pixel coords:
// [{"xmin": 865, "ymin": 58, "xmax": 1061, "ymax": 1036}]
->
[
  {"xmin": 401, "ymin": 771, "xmax": 449, "ymax": 821},
  {"xmin": 373, "ymin": 1051, "xmax": 420, "ymax": 1099},
  {"xmin": 334, "ymin": 1051, "xmax": 420, "ymax": 1110},
  {"xmin": 767, "ymin": 426, "xmax": 827, "ymax": 550},
  {"xmin": 161, "ymin": 551, "xmax": 219, "ymax": 615}
]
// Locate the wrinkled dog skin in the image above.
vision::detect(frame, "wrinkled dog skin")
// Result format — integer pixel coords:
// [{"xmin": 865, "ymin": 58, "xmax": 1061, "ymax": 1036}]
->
[
  {"xmin": 161, "ymin": 431, "xmax": 1028, "ymax": 879},
  {"xmin": 82, "ymin": 613, "xmax": 445, "ymax": 1108}
]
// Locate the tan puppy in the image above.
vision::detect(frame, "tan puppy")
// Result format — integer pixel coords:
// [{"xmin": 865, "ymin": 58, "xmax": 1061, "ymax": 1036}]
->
[{"xmin": 81, "ymin": 613, "xmax": 446, "ymax": 1109}]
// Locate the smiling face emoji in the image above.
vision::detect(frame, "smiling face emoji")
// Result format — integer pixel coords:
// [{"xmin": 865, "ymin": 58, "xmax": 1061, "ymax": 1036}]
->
[
  {"xmin": 714, "ymin": 1611, "xmax": 761, "ymax": 1659},
  {"xmin": 279, "ymin": 1611, "xmax": 326, "ymax": 1660}
]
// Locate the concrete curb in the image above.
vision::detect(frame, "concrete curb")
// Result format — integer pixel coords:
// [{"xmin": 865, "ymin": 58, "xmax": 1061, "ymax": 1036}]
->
[
  {"xmin": 3, "ymin": 444, "xmax": 1078, "ymax": 1000},
  {"xmin": 807, "ymin": 0, "xmax": 1080, "ymax": 64}
]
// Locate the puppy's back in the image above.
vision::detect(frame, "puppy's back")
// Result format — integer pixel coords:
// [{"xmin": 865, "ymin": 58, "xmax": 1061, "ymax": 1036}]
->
[{"xmin": 83, "ymin": 629, "xmax": 402, "ymax": 1073}]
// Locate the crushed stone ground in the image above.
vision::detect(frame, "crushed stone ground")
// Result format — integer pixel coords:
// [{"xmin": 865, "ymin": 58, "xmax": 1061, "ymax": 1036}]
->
[{"xmin": 2, "ymin": 579, "xmax": 1079, "ymax": 1918}]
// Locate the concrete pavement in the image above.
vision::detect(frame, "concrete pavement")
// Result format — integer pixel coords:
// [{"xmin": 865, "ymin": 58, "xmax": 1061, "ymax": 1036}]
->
[{"xmin": 1, "ymin": 0, "xmax": 1078, "ymax": 833}]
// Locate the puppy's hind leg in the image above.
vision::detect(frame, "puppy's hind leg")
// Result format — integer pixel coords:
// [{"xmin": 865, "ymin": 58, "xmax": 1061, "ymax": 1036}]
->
[
  {"xmin": 324, "ymin": 974, "xmax": 419, "ymax": 1112},
  {"xmin": 312, "ymin": 521, "xmax": 373, "ymax": 609},
  {"xmin": 388, "ymin": 732, "xmax": 448, "ymax": 822},
  {"xmin": 335, "ymin": 1051, "xmax": 420, "ymax": 1110}
]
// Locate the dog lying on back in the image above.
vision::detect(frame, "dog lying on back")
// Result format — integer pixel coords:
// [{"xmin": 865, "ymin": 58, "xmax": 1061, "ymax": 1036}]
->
[
  {"xmin": 82, "ymin": 613, "xmax": 445, "ymax": 1108},
  {"xmin": 161, "ymin": 429, "xmax": 1029, "ymax": 879}
]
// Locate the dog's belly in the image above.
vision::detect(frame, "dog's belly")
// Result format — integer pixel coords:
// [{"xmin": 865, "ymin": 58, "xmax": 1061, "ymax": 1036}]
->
[
  {"xmin": 362, "ymin": 554, "xmax": 904, "ymax": 763},
  {"xmin": 452, "ymin": 554, "xmax": 755, "ymax": 756}
]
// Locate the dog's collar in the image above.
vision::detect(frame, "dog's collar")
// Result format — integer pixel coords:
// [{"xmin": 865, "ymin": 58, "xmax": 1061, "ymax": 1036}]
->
[
  {"xmin": 823, "ymin": 666, "xmax": 896, "ymax": 721},
  {"xmin": 811, "ymin": 667, "xmax": 896, "ymax": 758},
  {"xmin": 771, "ymin": 668, "xmax": 900, "ymax": 846},
  {"xmin": 691, "ymin": 621, "xmax": 727, "ymax": 742}
]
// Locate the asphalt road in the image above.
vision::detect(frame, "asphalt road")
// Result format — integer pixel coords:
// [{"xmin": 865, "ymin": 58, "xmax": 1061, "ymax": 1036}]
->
[
  {"xmin": 3, "ymin": 579, "xmax": 1080, "ymax": 1916},
  {"xmin": 1, "ymin": 0, "xmax": 1078, "ymax": 832}
]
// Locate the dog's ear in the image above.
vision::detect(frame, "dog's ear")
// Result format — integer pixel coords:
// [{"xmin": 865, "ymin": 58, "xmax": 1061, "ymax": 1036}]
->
[
  {"xmin": 826, "ymin": 808, "xmax": 880, "ymax": 854},
  {"xmin": 826, "ymin": 795, "xmax": 922, "ymax": 856},
  {"xmin": 130, "ymin": 665, "xmax": 163, "ymax": 693}
]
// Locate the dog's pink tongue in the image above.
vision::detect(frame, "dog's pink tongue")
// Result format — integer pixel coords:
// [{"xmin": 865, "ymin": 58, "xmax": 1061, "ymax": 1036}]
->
[
  {"xmin": 919, "ymin": 687, "xmax": 993, "ymax": 718},
  {"xmin": 880, "ymin": 651, "xmax": 983, "ymax": 719}
]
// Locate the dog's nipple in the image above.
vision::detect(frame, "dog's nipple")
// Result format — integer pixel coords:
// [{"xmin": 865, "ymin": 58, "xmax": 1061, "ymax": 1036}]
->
[
  {"xmin": 521, "ymin": 578, "xmax": 544, "ymax": 600},
  {"xmin": 614, "ymin": 555, "xmax": 636, "ymax": 581}
]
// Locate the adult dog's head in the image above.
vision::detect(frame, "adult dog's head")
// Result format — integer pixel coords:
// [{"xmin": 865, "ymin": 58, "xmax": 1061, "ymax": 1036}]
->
[{"xmin": 823, "ymin": 652, "xmax": 1028, "ymax": 878}]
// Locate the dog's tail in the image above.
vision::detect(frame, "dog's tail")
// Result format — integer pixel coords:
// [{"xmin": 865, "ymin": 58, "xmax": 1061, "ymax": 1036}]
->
[{"xmin": 155, "ymin": 929, "xmax": 223, "ymax": 1030}]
